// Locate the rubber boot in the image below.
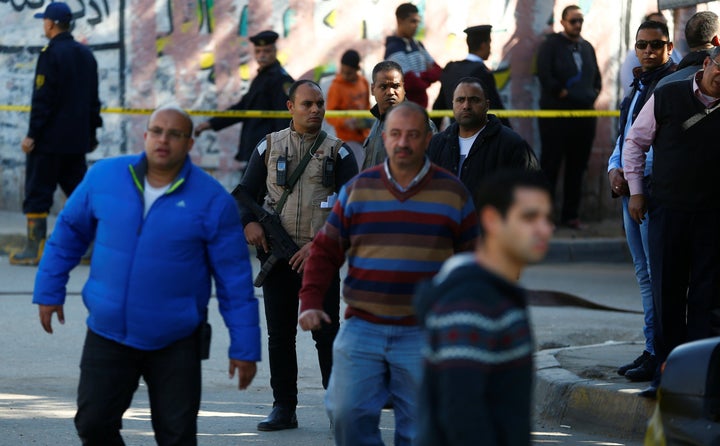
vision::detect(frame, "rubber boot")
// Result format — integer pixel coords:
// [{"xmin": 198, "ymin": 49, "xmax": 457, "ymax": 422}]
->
[{"xmin": 9, "ymin": 213, "xmax": 48, "ymax": 266}]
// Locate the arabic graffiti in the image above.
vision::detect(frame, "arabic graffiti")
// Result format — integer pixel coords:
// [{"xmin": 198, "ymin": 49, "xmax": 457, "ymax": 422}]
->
[{"xmin": 0, "ymin": 0, "xmax": 110, "ymax": 25}]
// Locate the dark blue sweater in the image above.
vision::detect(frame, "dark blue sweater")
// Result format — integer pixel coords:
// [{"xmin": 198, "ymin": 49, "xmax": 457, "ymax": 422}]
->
[{"xmin": 414, "ymin": 253, "xmax": 533, "ymax": 446}]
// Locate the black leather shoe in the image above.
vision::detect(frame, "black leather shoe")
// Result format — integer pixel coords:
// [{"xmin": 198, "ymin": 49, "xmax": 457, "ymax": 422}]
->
[
  {"xmin": 257, "ymin": 406, "xmax": 298, "ymax": 431},
  {"xmin": 617, "ymin": 351, "xmax": 651, "ymax": 376},
  {"xmin": 625, "ymin": 355, "xmax": 657, "ymax": 382},
  {"xmin": 638, "ymin": 384, "xmax": 658, "ymax": 399}
]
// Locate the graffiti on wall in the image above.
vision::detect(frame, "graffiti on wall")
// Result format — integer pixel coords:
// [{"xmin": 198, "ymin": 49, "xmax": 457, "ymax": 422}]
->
[{"xmin": 0, "ymin": 0, "xmax": 667, "ymax": 215}]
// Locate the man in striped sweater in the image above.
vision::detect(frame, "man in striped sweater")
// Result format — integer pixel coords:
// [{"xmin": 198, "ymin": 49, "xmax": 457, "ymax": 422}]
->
[
  {"xmin": 414, "ymin": 170, "xmax": 553, "ymax": 445},
  {"xmin": 298, "ymin": 101, "xmax": 477, "ymax": 446}
]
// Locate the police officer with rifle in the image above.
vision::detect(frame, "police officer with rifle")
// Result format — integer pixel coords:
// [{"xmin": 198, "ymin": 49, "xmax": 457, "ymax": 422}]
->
[{"xmin": 233, "ymin": 80, "xmax": 358, "ymax": 431}]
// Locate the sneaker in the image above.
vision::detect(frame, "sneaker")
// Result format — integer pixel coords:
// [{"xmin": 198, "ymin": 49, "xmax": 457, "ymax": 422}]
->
[
  {"xmin": 617, "ymin": 350, "xmax": 651, "ymax": 376},
  {"xmin": 625, "ymin": 354, "xmax": 658, "ymax": 382}
]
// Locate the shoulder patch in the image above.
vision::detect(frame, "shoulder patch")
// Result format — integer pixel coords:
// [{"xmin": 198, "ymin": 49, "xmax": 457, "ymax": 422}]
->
[
  {"xmin": 339, "ymin": 146, "xmax": 350, "ymax": 159},
  {"xmin": 256, "ymin": 139, "xmax": 268, "ymax": 156},
  {"xmin": 282, "ymin": 81, "xmax": 293, "ymax": 96},
  {"xmin": 35, "ymin": 74, "xmax": 45, "ymax": 90}
]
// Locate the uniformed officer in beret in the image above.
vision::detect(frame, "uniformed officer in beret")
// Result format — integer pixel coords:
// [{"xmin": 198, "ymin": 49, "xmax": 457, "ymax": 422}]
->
[
  {"xmin": 433, "ymin": 25, "xmax": 510, "ymax": 128},
  {"xmin": 11, "ymin": 1, "xmax": 102, "ymax": 266},
  {"xmin": 195, "ymin": 30, "xmax": 294, "ymax": 167}
]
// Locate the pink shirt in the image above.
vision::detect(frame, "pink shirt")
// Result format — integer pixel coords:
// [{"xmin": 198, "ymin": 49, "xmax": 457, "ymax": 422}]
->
[{"xmin": 622, "ymin": 73, "xmax": 719, "ymax": 195}]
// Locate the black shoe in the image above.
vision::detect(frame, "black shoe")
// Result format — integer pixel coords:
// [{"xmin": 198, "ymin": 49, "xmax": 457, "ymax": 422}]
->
[
  {"xmin": 625, "ymin": 355, "xmax": 658, "ymax": 382},
  {"xmin": 638, "ymin": 384, "xmax": 658, "ymax": 399},
  {"xmin": 257, "ymin": 406, "xmax": 298, "ymax": 431},
  {"xmin": 617, "ymin": 351, "xmax": 651, "ymax": 376}
]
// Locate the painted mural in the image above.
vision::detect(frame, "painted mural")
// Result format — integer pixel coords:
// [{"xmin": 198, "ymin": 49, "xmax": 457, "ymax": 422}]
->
[{"xmin": 0, "ymin": 0, "xmax": 714, "ymax": 216}]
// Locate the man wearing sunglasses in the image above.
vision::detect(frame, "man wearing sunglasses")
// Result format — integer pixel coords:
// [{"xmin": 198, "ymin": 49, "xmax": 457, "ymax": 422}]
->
[
  {"xmin": 619, "ymin": 12, "xmax": 682, "ymax": 98},
  {"xmin": 623, "ymin": 46, "xmax": 720, "ymax": 399},
  {"xmin": 536, "ymin": 5, "xmax": 601, "ymax": 230},
  {"xmin": 607, "ymin": 20, "xmax": 676, "ymax": 384}
]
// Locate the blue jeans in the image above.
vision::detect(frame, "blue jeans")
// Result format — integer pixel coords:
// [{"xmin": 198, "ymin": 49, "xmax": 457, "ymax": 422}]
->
[
  {"xmin": 622, "ymin": 196, "xmax": 654, "ymax": 354},
  {"xmin": 325, "ymin": 317, "xmax": 424, "ymax": 446}
]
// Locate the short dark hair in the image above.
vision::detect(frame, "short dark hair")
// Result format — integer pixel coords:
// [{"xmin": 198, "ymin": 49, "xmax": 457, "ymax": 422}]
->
[
  {"xmin": 385, "ymin": 101, "xmax": 431, "ymax": 133},
  {"xmin": 454, "ymin": 76, "xmax": 486, "ymax": 95},
  {"xmin": 473, "ymin": 170, "xmax": 550, "ymax": 230},
  {"xmin": 395, "ymin": 3, "xmax": 419, "ymax": 20},
  {"xmin": 643, "ymin": 12, "xmax": 665, "ymax": 23},
  {"xmin": 371, "ymin": 60, "xmax": 403, "ymax": 83},
  {"xmin": 561, "ymin": 5, "xmax": 581, "ymax": 20},
  {"xmin": 685, "ymin": 11, "xmax": 719, "ymax": 49},
  {"xmin": 637, "ymin": 20, "xmax": 670, "ymax": 40},
  {"xmin": 467, "ymin": 34, "xmax": 490, "ymax": 53},
  {"xmin": 288, "ymin": 79, "xmax": 321, "ymax": 102}
]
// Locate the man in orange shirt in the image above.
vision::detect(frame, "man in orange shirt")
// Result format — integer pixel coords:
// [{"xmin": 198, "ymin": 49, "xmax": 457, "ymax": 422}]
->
[{"xmin": 326, "ymin": 50, "xmax": 371, "ymax": 167}]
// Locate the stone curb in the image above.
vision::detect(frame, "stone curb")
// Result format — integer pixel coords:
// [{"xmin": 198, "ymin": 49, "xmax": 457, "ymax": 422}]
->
[{"xmin": 534, "ymin": 342, "xmax": 655, "ymax": 439}]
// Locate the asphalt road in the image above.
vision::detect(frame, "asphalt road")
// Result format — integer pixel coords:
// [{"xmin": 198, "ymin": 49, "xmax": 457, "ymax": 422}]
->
[{"xmin": 0, "ymin": 260, "xmax": 646, "ymax": 445}]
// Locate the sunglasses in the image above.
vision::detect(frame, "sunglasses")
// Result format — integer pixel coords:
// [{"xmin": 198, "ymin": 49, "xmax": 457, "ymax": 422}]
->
[
  {"xmin": 635, "ymin": 40, "xmax": 669, "ymax": 50},
  {"xmin": 568, "ymin": 18, "xmax": 584, "ymax": 25}
]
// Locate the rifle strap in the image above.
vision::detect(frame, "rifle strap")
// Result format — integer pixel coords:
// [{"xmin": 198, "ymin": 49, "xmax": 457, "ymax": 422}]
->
[{"xmin": 274, "ymin": 130, "xmax": 327, "ymax": 214}]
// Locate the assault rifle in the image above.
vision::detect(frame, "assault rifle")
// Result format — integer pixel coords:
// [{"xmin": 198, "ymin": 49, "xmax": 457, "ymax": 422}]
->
[{"xmin": 231, "ymin": 185, "xmax": 300, "ymax": 287}]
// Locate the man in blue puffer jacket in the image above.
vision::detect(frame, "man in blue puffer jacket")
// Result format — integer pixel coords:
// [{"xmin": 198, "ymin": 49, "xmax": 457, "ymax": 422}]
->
[{"xmin": 32, "ymin": 105, "xmax": 261, "ymax": 445}]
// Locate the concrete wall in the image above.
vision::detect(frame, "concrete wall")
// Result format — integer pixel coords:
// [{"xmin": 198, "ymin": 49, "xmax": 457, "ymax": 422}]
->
[{"xmin": 0, "ymin": 0, "xmax": 714, "ymax": 218}]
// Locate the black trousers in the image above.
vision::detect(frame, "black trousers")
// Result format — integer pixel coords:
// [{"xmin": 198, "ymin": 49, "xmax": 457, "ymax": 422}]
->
[
  {"xmin": 261, "ymin": 260, "xmax": 340, "ymax": 408},
  {"xmin": 538, "ymin": 116, "xmax": 596, "ymax": 222},
  {"xmin": 23, "ymin": 152, "xmax": 87, "ymax": 214},
  {"xmin": 648, "ymin": 204, "xmax": 720, "ymax": 365},
  {"xmin": 75, "ymin": 329, "xmax": 201, "ymax": 446}
]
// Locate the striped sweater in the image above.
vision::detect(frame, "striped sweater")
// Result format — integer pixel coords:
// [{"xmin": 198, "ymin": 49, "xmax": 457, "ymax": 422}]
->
[{"xmin": 299, "ymin": 163, "xmax": 477, "ymax": 325}]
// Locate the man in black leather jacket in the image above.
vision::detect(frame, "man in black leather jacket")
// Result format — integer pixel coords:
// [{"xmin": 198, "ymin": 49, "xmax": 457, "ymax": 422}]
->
[{"xmin": 427, "ymin": 77, "xmax": 538, "ymax": 196}]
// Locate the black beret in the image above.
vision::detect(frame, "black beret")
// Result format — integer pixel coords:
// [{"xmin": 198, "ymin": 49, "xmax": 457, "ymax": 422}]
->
[
  {"xmin": 249, "ymin": 30, "xmax": 279, "ymax": 46},
  {"xmin": 464, "ymin": 25, "xmax": 492, "ymax": 38}
]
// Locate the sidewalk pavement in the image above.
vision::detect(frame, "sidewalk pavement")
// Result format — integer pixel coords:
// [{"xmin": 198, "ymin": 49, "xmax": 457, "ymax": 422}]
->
[
  {"xmin": 535, "ymin": 342, "xmax": 655, "ymax": 439},
  {"xmin": 1, "ymin": 209, "xmax": 653, "ymax": 443}
]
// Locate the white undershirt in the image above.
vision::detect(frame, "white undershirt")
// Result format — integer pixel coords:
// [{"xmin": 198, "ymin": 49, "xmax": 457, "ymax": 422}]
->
[
  {"xmin": 458, "ymin": 129, "xmax": 482, "ymax": 171},
  {"xmin": 144, "ymin": 178, "xmax": 170, "ymax": 217}
]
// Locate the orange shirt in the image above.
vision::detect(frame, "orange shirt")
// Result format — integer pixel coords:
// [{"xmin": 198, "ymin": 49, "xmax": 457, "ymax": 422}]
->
[{"xmin": 326, "ymin": 74, "xmax": 371, "ymax": 143}]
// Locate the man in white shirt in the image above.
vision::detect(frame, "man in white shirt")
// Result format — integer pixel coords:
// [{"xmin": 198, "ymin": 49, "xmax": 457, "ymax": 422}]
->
[{"xmin": 427, "ymin": 77, "xmax": 538, "ymax": 195}]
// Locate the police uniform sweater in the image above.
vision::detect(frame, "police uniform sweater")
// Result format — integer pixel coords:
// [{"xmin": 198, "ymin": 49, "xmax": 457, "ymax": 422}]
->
[{"xmin": 299, "ymin": 163, "xmax": 477, "ymax": 325}]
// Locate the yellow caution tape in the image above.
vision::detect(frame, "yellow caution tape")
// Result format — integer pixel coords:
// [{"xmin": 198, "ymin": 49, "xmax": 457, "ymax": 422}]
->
[{"xmin": 0, "ymin": 105, "xmax": 620, "ymax": 119}]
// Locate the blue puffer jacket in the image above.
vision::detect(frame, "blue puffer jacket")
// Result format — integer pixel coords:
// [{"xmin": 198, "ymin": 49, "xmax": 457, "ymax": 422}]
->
[{"xmin": 33, "ymin": 153, "xmax": 260, "ymax": 361}]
